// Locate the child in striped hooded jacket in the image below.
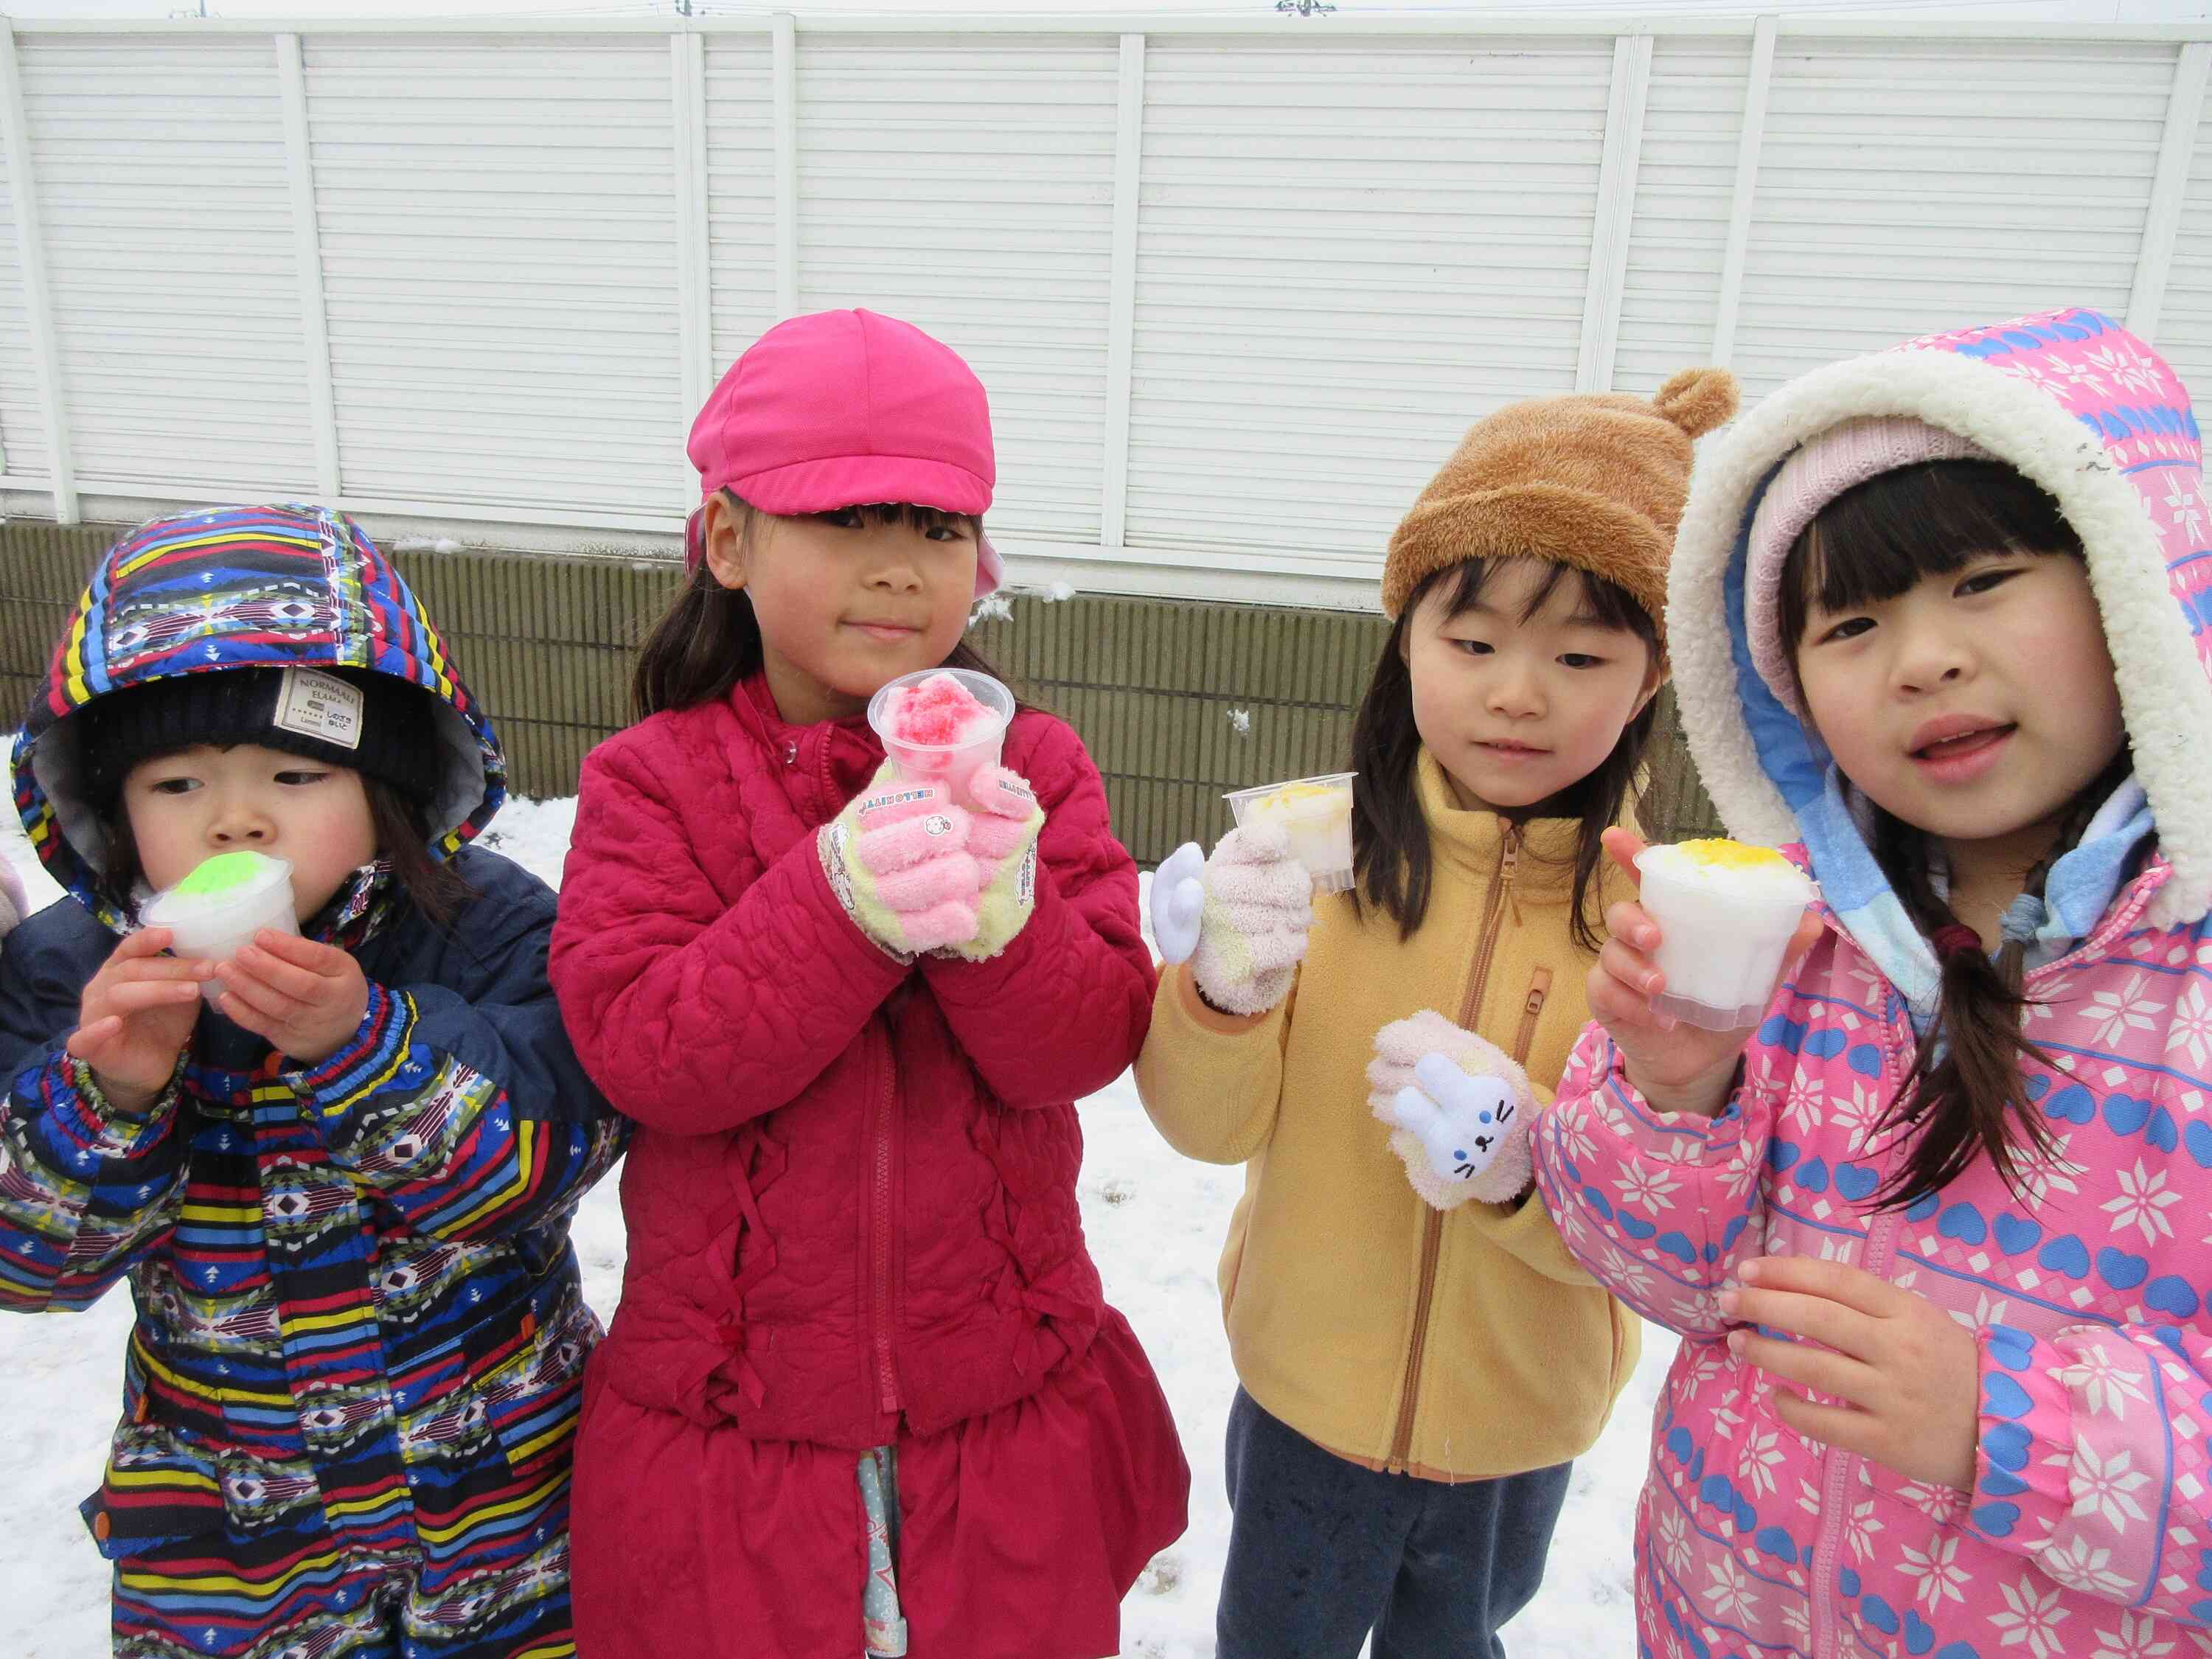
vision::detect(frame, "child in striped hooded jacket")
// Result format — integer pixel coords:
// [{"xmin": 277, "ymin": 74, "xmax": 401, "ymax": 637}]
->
[{"xmin": 0, "ymin": 504, "xmax": 625, "ymax": 1658}]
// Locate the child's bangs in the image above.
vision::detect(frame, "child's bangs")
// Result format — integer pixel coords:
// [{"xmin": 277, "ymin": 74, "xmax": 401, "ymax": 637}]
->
[
  {"xmin": 1428, "ymin": 557, "xmax": 1655, "ymax": 641},
  {"xmin": 1778, "ymin": 459, "xmax": 2079, "ymax": 652},
  {"xmin": 839, "ymin": 501, "xmax": 976, "ymax": 535}
]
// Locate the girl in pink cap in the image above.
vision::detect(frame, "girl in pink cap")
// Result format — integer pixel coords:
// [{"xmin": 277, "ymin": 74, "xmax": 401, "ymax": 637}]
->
[
  {"xmin": 1534, "ymin": 308, "xmax": 2212, "ymax": 1655},
  {"xmin": 548, "ymin": 309, "xmax": 1188, "ymax": 1658}
]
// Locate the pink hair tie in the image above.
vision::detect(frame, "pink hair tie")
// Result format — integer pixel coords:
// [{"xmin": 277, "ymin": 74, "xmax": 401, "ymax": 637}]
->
[{"xmin": 1932, "ymin": 923, "xmax": 1983, "ymax": 961}]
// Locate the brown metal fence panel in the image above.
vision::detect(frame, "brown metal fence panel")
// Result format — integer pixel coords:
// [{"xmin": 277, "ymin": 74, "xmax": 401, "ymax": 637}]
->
[{"xmin": 0, "ymin": 526, "xmax": 1722, "ymax": 863}]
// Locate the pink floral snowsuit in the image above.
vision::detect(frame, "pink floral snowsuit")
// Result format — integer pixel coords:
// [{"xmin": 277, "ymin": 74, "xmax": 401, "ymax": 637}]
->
[{"xmin": 1535, "ymin": 308, "xmax": 2212, "ymax": 1659}]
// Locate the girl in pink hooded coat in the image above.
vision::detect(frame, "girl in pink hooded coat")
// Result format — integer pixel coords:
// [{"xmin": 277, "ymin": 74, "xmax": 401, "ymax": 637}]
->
[{"xmin": 1534, "ymin": 307, "xmax": 2212, "ymax": 1659}]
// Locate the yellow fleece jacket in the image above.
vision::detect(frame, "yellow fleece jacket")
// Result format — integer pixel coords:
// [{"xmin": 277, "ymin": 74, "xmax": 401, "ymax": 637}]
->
[{"xmin": 1135, "ymin": 751, "xmax": 1640, "ymax": 1481}]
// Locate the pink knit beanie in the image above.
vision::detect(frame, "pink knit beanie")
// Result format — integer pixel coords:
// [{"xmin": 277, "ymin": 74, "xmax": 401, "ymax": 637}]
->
[{"xmin": 1743, "ymin": 416, "xmax": 1992, "ymax": 712}]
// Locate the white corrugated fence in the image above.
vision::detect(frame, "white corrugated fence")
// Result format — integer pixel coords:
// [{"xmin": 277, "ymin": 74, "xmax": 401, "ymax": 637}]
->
[{"xmin": 0, "ymin": 12, "xmax": 2208, "ymax": 608}]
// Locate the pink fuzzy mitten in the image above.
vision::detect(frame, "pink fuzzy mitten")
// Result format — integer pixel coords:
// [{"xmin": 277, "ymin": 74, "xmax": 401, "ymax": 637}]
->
[
  {"xmin": 1366, "ymin": 1009, "xmax": 1534, "ymax": 1208},
  {"xmin": 946, "ymin": 762, "xmax": 1045, "ymax": 961},
  {"xmin": 819, "ymin": 763, "xmax": 983, "ymax": 957}
]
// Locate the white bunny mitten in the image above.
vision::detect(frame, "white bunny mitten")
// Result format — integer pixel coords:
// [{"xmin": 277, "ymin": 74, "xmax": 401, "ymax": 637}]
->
[
  {"xmin": 1150, "ymin": 841, "xmax": 1206, "ymax": 965},
  {"xmin": 1366, "ymin": 1009, "xmax": 1534, "ymax": 1208}
]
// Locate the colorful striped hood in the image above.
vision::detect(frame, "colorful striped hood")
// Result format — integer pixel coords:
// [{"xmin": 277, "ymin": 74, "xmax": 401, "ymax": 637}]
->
[{"xmin": 12, "ymin": 503, "xmax": 505, "ymax": 926}]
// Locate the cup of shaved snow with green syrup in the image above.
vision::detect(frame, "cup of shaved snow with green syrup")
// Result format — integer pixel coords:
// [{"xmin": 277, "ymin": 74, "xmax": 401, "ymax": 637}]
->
[{"xmin": 141, "ymin": 851, "xmax": 298, "ymax": 1002}]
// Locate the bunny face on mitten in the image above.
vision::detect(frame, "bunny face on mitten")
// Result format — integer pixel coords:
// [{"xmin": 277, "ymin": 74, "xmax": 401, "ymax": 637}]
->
[{"xmin": 1366, "ymin": 1009, "xmax": 1534, "ymax": 1208}]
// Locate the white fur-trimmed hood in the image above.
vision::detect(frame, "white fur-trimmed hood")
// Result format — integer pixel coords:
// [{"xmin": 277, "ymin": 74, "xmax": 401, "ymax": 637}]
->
[{"xmin": 1668, "ymin": 308, "xmax": 2212, "ymax": 930}]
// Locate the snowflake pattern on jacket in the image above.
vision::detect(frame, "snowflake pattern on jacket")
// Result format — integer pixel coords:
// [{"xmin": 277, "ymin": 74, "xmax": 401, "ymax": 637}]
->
[{"xmin": 1535, "ymin": 310, "xmax": 2212, "ymax": 1659}]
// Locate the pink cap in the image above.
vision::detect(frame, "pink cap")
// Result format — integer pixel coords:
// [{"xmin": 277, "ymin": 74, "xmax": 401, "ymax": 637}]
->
[
  {"xmin": 1744, "ymin": 416, "xmax": 1992, "ymax": 712},
  {"xmin": 685, "ymin": 308, "xmax": 1006, "ymax": 597}
]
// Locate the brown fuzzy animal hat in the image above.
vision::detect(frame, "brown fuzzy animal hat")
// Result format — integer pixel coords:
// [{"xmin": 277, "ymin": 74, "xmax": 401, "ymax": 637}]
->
[{"xmin": 1380, "ymin": 367, "xmax": 1740, "ymax": 661}]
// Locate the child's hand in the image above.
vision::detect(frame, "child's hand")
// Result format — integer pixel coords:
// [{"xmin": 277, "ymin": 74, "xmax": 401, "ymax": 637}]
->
[
  {"xmin": 1721, "ymin": 1256, "xmax": 1980, "ymax": 1495},
  {"xmin": 1588, "ymin": 827, "xmax": 1821, "ymax": 1117},
  {"xmin": 945, "ymin": 762, "xmax": 1045, "ymax": 961},
  {"xmin": 1367, "ymin": 1009, "xmax": 1534, "ymax": 1208},
  {"xmin": 212, "ymin": 930, "xmax": 371, "ymax": 1065},
  {"xmin": 1187, "ymin": 824, "xmax": 1312, "ymax": 1016},
  {"xmin": 68, "ymin": 928, "xmax": 208, "ymax": 1113},
  {"xmin": 821, "ymin": 764, "xmax": 984, "ymax": 956}
]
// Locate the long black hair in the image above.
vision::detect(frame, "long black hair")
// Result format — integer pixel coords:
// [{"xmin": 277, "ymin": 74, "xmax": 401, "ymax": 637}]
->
[
  {"xmin": 1349, "ymin": 557, "xmax": 1660, "ymax": 948},
  {"xmin": 1777, "ymin": 458, "xmax": 2135, "ymax": 1207},
  {"xmin": 634, "ymin": 493, "xmax": 1006, "ymax": 720}
]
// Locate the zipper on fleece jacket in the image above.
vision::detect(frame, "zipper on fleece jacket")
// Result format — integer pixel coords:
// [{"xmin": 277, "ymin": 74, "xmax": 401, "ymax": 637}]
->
[
  {"xmin": 1385, "ymin": 825, "xmax": 1520, "ymax": 1472},
  {"xmin": 1514, "ymin": 967, "xmax": 1553, "ymax": 1066}
]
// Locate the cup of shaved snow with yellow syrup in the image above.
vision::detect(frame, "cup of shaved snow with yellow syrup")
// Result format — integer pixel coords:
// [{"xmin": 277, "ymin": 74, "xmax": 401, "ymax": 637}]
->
[
  {"xmin": 1223, "ymin": 772, "xmax": 1359, "ymax": 895},
  {"xmin": 1634, "ymin": 838, "xmax": 1815, "ymax": 1031},
  {"xmin": 141, "ymin": 850, "xmax": 299, "ymax": 1002}
]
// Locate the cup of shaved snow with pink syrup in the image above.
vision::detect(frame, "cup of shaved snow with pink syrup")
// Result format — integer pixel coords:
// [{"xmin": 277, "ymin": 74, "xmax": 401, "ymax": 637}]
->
[
  {"xmin": 140, "ymin": 849, "xmax": 299, "ymax": 1004},
  {"xmin": 1634, "ymin": 838, "xmax": 1815, "ymax": 1031},
  {"xmin": 868, "ymin": 668, "xmax": 1018, "ymax": 794}
]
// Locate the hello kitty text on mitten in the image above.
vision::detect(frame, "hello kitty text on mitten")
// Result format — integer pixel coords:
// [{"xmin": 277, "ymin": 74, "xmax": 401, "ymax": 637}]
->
[{"xmin": 1366, "ymin": 1009, "xmax": 1534, "ymax": 1208}]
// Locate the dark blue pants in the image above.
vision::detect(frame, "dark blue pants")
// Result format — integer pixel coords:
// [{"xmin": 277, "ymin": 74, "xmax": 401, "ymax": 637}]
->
[{"xmin": 1217, "ymin": 1388, "xmax": 1571, "ymax": 1659}]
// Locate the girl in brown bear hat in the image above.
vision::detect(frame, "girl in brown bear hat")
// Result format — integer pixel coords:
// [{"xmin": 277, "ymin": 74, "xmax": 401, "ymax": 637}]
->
[{"xmin": 1135, "ymin": 367, "xmax": 1737, "ymax": 1657}]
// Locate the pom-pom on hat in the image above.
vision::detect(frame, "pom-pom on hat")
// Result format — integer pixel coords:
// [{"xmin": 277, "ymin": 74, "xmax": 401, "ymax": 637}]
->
[
  {"xmin": 684, "ymin": 308, "xmax": 1006, "ymax": 598},
  {"xmin": 1381, "ymin": 366, "xmax": 1741, "ymax": 664}
]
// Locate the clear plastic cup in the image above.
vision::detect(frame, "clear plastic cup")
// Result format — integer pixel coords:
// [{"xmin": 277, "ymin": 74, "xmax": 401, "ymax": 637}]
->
[
  {"xmin": 867, "ymin": 668, "xmax": 1017, "ymax": 796},
  {"xmin": 1225, "ymin": 771, "xmax": 1358, "ymax": 895},
  {"xmin": 1635, "ymin": 840, "xmax": 1815, "ymax": 1031},
  {"xmin": 140, "ymin": 851, "xmax": 299, "ymax": 1004}
]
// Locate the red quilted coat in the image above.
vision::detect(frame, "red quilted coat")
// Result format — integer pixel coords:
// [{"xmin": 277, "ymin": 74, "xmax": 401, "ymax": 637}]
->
[{"xmin": 549, "ymin": 673, "xmax": 1188, "ymax": 1658}]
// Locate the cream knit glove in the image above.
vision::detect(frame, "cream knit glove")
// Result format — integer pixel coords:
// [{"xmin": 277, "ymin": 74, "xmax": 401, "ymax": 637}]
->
[{"xmin": 1155, "ymin": 823, "xmax": 1312, "ymax": 1017}]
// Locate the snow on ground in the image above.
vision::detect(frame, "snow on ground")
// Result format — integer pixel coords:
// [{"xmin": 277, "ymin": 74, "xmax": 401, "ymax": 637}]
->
[{"xmin": 0, "ymin": 804, "xmax": 1670, "ymax": 1658}]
